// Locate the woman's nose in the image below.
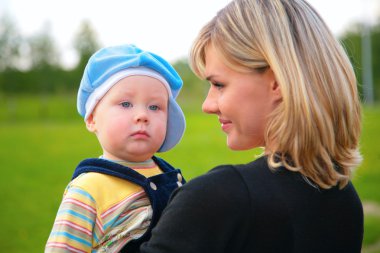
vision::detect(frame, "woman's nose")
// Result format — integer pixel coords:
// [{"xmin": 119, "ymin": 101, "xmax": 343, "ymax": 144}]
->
[{"xmin": 202, "ymin": 89, "xmax": 218, "ymax": 114}]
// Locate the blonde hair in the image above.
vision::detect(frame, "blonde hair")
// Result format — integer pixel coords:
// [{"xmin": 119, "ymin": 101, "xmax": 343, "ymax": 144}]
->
[{"xmin": 190, "ymin": 0, "xmax": 362, "ymax": 189}]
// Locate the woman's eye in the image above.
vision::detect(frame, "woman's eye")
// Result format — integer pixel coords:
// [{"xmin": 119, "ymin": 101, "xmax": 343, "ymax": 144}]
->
[
  {"xmin": 121, "ymin": 101, "xmax": 132, "ymax": 108},
  {"xmin": 212, "ymin": 82, "xmax": 224, "ymax": 90},
  {"xmin": 149, "ymin": 105, "xmax": 159, "ymax": 111}
]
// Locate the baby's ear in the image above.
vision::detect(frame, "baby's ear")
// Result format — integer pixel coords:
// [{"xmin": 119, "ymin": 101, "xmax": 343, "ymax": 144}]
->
[{"xmin": 85, "ymin": 114, "xmax": 97, "ymax": 133}]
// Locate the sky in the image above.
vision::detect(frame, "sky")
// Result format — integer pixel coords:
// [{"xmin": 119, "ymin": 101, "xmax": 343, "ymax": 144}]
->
[{"xmin": 1, "ymin": 0, "xmax": 379, "ymax": 68}]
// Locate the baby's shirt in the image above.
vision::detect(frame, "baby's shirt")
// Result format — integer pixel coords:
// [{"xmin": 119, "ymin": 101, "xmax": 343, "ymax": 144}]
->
[{"xmin": 45, "ymin": 159, "xmax": 162, "ymax": 252}]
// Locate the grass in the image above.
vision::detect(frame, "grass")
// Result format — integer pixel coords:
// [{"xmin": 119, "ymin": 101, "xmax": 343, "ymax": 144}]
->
[
  {"xmin": 354, "ymin": 106, "xmax": 380, "ymax": 202},
  {"xmin": 364, "ymin": 215, "xmax": 380, "ymax": 246},
  {"xmin": 0, "ymin": 94, "xmax": 379, "ymax": 252}
]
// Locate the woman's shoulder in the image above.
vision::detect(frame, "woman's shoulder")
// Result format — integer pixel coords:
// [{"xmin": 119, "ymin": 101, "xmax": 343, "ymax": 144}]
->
[
  {"xmin": 177, "ymin": 156, "xmax": 270, "ymax": 201},
  {"xmin": 206, "ymin": 156, "xmax": 274, "ymax": 181},
  {"xmin": 185, "ymin": 156, "xmax": 268, "ymax": 183}
]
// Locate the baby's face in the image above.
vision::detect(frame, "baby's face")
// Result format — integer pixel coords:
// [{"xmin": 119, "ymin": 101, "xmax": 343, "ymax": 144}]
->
[{"xmin": 88, "ymin": 75, "xmax": 169, "ymax": 162}]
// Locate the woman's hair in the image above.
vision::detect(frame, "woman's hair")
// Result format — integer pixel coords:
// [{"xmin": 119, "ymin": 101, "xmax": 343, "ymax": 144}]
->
[{"xmin": 189, "ymin": 0, "xmax": 362, "ymax": 189}]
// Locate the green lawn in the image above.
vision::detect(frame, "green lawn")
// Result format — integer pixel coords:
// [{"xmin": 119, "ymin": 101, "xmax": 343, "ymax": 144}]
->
[{"xmin": 0, "ymin": 95, "xmax": 379, "ymax": 252}]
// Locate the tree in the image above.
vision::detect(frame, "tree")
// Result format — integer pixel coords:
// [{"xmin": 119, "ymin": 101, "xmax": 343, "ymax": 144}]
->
[
  {"xmin": 340, "ymin": 22, "xmax": 380, "ymax": 102},
  {"xmin": 0, "ymin": 15, "xmax": 23, "ymax": 71},
  {"xmin": 172, "ymin": 59, "xmax": 208, "ymax": 110},
  {"xmin": 73, "ymin": 20, "xmax": 101, "ymax": 71},
  {"xmin": 371, "ymin": 23, "xmax": 380, "ymax": 101},
  {"xmin": 27, "ymin": 22, "xmax": 60, "ymax": 70}
]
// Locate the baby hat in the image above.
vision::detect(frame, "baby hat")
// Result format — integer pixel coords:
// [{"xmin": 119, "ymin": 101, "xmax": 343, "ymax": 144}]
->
[{"xmin": 77, "ymin": 44, "xmax": 185, "ymax": 152}]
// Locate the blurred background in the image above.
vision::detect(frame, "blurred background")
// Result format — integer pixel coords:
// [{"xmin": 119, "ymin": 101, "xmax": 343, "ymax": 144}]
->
[{"xmin": 0, "ymin": 0, "xmax": 379, "ymax": 252}]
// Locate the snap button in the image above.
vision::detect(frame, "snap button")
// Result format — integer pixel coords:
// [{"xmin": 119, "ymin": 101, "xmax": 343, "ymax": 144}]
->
[
  {"xmin": 150, "ymin": 182, "xmax": 157, "ymax": 190},
  {"xmin": 177, "ymin": 173, "xmax": 183, "ymax": 182}
]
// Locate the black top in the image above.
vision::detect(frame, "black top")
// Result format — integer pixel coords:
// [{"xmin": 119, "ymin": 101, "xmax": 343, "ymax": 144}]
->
[{"xmin": 140, "ymin": 156, "xmax": 363, "ymax": 253}]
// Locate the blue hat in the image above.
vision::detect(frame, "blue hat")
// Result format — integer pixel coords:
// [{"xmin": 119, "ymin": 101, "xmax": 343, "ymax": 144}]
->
[{"xmin": 77, "ymin": 44, "xmax": 185, "ymax": 152}]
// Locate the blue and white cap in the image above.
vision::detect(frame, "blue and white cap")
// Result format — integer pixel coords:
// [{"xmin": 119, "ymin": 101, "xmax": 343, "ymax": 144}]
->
[{"xmin": 77, "ymin": 44, "xmax": 186, "ymax": 152}]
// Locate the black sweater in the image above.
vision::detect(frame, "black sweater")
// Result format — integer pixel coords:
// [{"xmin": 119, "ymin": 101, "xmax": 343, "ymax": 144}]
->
[{"xmin": 140, "ymin": 156, "xmax": 363, "ymax": 253}]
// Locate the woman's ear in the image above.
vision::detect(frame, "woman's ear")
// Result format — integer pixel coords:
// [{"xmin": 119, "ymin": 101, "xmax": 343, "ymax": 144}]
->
[
  {"xmin": 268, "ymin": 69, "xmax": 282, "ymax": 103},
  {"xmin": 85, "ymin": 114, "xmax": 97, "ymax": 133},
  {"xmin": 271, "ymin": 79, "xmax": 282, "ymax": 103}
]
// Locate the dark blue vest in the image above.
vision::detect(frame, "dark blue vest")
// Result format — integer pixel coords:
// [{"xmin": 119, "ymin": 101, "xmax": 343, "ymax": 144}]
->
[{"xmin": 72, "ymin": 156, "xmax": 186, "ymax": 252}]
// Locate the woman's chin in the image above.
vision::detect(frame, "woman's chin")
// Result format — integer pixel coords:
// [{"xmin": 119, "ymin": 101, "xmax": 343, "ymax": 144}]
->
[
  {"xmin": 227, "ymin": 138, "xmax": 263, "ymax": 151},
  {"xmin": 226, "ymin": 141, "xmax": 251, "ymax": 151}
]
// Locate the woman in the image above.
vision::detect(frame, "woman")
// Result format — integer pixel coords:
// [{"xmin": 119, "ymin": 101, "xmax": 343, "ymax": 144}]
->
[{"xmin": 139, "ymin": 0, "xmax": 363, "ymax": 252}]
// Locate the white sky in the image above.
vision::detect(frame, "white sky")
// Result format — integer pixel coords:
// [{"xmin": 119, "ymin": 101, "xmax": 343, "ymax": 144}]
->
[{"xmin": 1, "ymin": 0, "xmax": 379, "ymax": 68}]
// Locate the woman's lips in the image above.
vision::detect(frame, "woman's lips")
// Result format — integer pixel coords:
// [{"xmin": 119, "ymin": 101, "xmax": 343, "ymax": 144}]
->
[{"xmin": 219, "ymin": 118, "xmax": 232, "ymax": 132}]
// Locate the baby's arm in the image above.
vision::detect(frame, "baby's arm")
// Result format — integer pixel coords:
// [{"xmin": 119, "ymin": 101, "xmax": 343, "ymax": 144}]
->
[{"xmin": 45, "ymin": 186, "xmax": 97, "ymax": 253}]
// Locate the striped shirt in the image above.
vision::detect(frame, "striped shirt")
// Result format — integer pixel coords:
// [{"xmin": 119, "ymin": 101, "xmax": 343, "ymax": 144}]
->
[{"xmin": 46, "ymin": 159, "xmax": 162, "ymax": 253}]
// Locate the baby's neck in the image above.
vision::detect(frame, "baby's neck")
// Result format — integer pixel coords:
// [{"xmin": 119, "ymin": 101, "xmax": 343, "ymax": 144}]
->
[{"xmin": 100, "ymin": 156, "xmax": 155, "ymax": 169}]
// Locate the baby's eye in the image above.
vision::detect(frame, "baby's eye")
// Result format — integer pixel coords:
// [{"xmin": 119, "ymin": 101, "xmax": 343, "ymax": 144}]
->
[
  {"xmin": 121, "ymin": 101, "xmax": 132, "ymax": 108},
  {"xmin": 149, "ymin": 105, "xmax": 159, "ymax": 111}
]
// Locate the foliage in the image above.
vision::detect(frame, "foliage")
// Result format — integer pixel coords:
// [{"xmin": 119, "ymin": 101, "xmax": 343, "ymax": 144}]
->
[
  {"xmin": 27, "ymin": 22, "xmax": 60, "ymax": 69},
  {"xmin": 2, "ymin": 14, "xmax": 379, "ymax": 102},
  {"xmin": 72, "ymin": 20, "xmax": 102, "ymax": 76},
  {"xmin": 0, "ymin": 16, "xmax": 101, "ymax": 94},
  {"xmin": 341, "ymin": 22, "xmax": 380, "ymax": 102},
  {"xmin": 0, "ymin": 14, "xmax": 23, "ymax": 71}
]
